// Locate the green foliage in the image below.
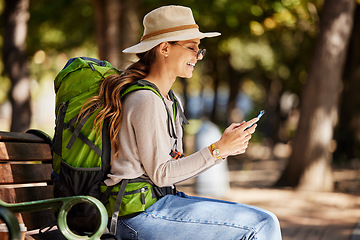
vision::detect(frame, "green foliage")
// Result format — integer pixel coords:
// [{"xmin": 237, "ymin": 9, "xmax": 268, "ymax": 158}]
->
[
  {"xmin": 0, "ymin": 0, "xmax": 98, "ymax": 105},
  {"xmin": 26, "ymin": 0, "xmax": 97, "ymax": 95},
  {"xmin": 0, "ymin": 0, "xmax": 324, "ymax": 139},
  {"xmin": 147, "ymin": 1, "xmax": 319, "ymax": 118},
  {"xmin": 27, "ymin": 0, "xmax": 95, "ymax": 54},
  {"xmin": 143, "ymin": 0, "xmax": 319, "ymax": 93},
  {"xmin": 0, "ymin": 0, "xmax": 322, "ymax": 101}
]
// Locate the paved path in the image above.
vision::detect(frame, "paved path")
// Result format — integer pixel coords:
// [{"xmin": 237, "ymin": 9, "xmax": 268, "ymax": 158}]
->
[
  {"xmin": 177, "ymin": 142, "xmax": 360, "ymax": 239},
  {"xmin": 177, "ymin": 183, "xmax": 360, "ymax": 240},
  {"xmin": 177, "ymin": 168, "xmax": 360, "ymax": 240},
  {"xmin": 228, "ymin": 188, "xmax": 360, "ymax": 240}
]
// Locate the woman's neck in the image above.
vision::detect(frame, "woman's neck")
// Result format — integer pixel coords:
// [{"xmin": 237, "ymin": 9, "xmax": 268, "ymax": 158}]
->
[{"xmin": 145, "ymin": 68, "xmax": 176, "ymax": 98}]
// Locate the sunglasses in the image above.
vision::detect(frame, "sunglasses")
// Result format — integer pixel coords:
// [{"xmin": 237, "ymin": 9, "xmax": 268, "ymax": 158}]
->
[{"xmin": 173, "ymin": 42, "xmax": 206, "ymax": 60}]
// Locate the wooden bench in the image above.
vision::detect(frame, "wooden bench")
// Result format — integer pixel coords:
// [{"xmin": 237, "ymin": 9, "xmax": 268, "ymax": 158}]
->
[{"xmin": 0, "ymin": 130, "xmax": 108, "ymax": 240}]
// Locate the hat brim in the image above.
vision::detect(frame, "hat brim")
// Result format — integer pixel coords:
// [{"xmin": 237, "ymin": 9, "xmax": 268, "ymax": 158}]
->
[{"xmin": 123, "ymin": 31, "xmax": 221, "ymax": 54}]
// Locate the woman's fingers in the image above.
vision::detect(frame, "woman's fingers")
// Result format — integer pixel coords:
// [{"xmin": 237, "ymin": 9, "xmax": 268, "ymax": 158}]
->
[
  {"xmin": 242, "ymin": 134, "xmax": 252, "ymax": 143},
  {"xmin": 216, "ymin": 119, "xmax": 258, "ymax": 157},
  {"xmin": 244, "ymin": 124, "xmax": 257, "ymax": 136},
  {"xmin": 238, "ymin": 118, "xmax": 258, "ymax": 132},
  {"xmin": 227, "ymin": 122, "xmax": 245, "ymax": 131}
]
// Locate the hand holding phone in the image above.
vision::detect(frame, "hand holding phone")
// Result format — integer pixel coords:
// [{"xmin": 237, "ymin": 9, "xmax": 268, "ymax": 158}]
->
[{"xmin": 245, "ymin": 110, "xmax": 265, "ymax": 130}]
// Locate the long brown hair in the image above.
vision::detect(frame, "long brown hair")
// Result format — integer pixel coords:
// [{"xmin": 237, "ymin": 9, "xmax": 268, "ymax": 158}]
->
[{"xmin": 79, "ymin": 47, "xmax": 158, "ymax": 158}]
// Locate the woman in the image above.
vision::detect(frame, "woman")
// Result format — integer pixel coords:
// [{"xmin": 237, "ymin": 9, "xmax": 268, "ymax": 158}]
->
[{"xmin": 88, "ymin": 5, "xmax": 282, "ymax": 240}]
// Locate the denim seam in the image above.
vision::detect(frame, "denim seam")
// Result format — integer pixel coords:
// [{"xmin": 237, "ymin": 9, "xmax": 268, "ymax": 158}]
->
[
  {"xmin": 119, "ymin": 219, "xmax": 138, "ymax": 239},
  {"xmin": 143, "ymin": 212, "xmax": 258, "ymax": 234}
]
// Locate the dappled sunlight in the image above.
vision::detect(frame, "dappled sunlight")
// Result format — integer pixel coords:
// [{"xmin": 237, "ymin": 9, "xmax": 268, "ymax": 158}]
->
[
  {"xmin": 250, "ymin": 21, "xmax": 264, "ymax": 36},
  {"xmin": 223, "ymin": 37, "xmax": 276, "ymax": 71},
  {"xmin": 274, "ymin": 8, "xmax": 297, "ymax": 27},
  {"xmin": 313, "ymin": 107, "xmax": 336, "ymax": 147},
  {"xmin": 30, "ymin": 80, "xmax": 56, "ymax": 135},
  {"xmin": 12, "ymin": 78, "xmax": 31, "ymax": 104},
  {"xmin": 264, "ymin": 17, "xmax": 277, "ymax": 29},
  {"xmin": 13, "ymin": 11, "xmax": 29, "ymax": 47},
  {"xmin": 0, "ymin": 102, "xmax": 11, "ymax": 131},
  {"xmin": 33, "ymin": 50, "xmax": 46, "ymax": 64},
  {"xmin": 241, "ymin": 79, "xmax": 266, "ymax": 102},
  {"xmin": 328, "ymin": 11, "xmax": 355, "ymax": 57}
]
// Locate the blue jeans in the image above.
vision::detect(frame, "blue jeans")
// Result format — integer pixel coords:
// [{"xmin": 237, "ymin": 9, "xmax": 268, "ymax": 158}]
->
[{"xmin": 115, "ymin": 191, "xmax": 282, "ymax": 240}]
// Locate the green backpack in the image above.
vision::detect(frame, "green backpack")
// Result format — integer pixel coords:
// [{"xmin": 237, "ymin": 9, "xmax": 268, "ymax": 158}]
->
[{"xmin": 52, "ymin": 57, "xmax": 184, "ymax": 235}]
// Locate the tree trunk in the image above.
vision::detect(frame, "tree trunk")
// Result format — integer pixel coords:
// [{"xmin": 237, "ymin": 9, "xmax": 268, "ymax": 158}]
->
[
  {"xmin": 276, "ymin": 0, "xmax": 356, "ymax": 191},
  {"xmin": 335, "ymin": 4, "xmax": 360, "ymax": 161},
  {"xmin": 93, "ymin": 0, "xmax": 139, "ymax": 69},
  {"xmin": 211, "ymin": 63, "xmax": 220, "ymax": 124},
  {"xmin": 3, "ymin": 0, "xmax": 31, "ymax": 132},
  {"xmin": 262, "ymin": 76, "xmax": 283, "ymax": 144},
  {"xmin": 226, "ymin": 63, "xmax": 243, "ymax": 123}
]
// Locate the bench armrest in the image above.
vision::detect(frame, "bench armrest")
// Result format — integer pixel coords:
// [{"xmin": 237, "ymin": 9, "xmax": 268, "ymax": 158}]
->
[
  {"xmin": 0, "ymin": 206, "xmax": 22, "ymax": 240},
  {"xmin": 0, "ymin": 196, "xmax": 108, "ymax": 240}
]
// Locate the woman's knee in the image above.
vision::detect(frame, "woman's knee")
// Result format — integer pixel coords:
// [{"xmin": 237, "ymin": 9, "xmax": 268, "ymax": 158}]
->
[
  {"xmin": 256, "ymin": 210, "xmax": 282, "ymax": 239},
  {"xmin": 265, "ymin": 209, "xmax": 280, "ymax": 226}
]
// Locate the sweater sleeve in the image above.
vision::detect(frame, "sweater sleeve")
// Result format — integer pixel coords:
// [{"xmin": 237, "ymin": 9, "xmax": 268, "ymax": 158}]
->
[{"xmin": 125, "ymin": 90, "xmax": 217, "ymax": 187}]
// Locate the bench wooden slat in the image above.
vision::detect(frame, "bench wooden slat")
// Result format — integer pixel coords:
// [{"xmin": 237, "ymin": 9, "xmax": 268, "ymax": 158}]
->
[
  {"xmin": 0, "ymin": 142, "xmax": 52, "ymax": 161},
  {"xmin": 0, "ymin": 164, "xmax": 52, "ymax": 184},
  {"xmin": 0, "ymin": 131, "xmax": 109, "ymax": 237},
  {"xmin": 0, "ymin": 188, "xmax": 17, "ymax": 203},
  {"xmin": 21, "ymin": 209, "xmax": 57, "ymax": 231},
  {"xmin": 6, "ymin": 186, "xmax": 56, "ymax": 230},
  {"xmin": 0, "ymin": 131, "xmax": 56, "ymax": 231},
  {"xmin": 16, "ymin": 186, "xmax": 56, "ymax": 230},
  {"xmin": 0, "ymin": 131, "xmax": 46, "ymax": 143},
  {"xmin": 1, "ymin": 186, "xmax": 56, "ymax": 230},
  {"xmin": 0, "ymin": 186, "xmax": 53, "ymax": 204},
  {"xmin": 15, "ymin": 185, "xmax": 54, "ymax": 203}
]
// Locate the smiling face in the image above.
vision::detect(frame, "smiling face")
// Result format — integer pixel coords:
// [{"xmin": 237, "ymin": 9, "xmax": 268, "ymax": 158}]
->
[
  {"xmin": 144, "ymin": 38, "xmax": 204, "ymax": 93},
  {"xmin": 167, "ymin": 38, "xmax": 202, "ymax": 78}
]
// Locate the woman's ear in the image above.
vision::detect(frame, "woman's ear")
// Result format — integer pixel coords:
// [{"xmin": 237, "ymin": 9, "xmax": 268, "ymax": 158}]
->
[{"xmin": 159, "ymin": 42, "xmax": 170, "ymax": 57}]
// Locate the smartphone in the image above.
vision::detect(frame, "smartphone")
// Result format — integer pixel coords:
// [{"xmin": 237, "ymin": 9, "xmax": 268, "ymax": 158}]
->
[{"xmin": 245, "ymin": 110, "xmax": 265, "ymax": 130}]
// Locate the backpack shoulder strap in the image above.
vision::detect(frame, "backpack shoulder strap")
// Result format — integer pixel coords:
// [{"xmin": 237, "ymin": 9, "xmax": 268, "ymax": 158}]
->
[
  {"xmin": 120, "ymin": 79, "xmax": 162, "ymax": 99},
  {"xmin": 121, "ymin": 80, "xmax": 188, "ymax": 125},
  {"xmin": 168, "ymin": 90, "xmax": 189, "ymax": 126},
  {"xmin": 121, "ymin": 80, "xmax": 182, "ymax": 139},
  {"xmin": 101, "ymin": 118, "xmax": 111, "ymax": 174}
]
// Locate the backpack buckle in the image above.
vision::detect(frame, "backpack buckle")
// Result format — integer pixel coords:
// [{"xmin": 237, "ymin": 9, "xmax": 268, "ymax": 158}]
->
[{"xmin": 169, "ymin": 149, "xmax": 183, "ymax": 159}]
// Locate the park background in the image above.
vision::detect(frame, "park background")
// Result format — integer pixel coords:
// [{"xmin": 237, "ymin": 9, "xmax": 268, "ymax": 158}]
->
[{"xmin": 1, "ymin": 0, "xmax": 360, "ymax": 239}]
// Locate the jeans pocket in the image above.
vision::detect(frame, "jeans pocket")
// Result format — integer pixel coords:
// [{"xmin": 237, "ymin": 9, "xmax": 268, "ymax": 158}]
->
[{"xmin": 117, "ymin": 219, "xmax": 138, "ymax": 240}]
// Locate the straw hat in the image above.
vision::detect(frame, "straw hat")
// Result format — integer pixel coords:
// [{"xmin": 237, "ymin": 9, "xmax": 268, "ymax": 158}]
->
[{"xmin": 123, "ymin": 5, "xmax": 221, "ymax": 53}]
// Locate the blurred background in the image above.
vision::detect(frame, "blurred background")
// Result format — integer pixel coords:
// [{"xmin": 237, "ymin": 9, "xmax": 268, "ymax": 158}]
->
[{"xmin": 1, "ymin": 0, "xmax": 360, "ymax": 238}]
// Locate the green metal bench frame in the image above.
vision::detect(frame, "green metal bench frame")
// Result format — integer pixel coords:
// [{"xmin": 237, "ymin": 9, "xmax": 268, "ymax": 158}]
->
[
  {"xmin": 0, "ymin": 206, "xmax": 21, "ymax": 240},
  {"xmin": 0, "ymin": 195, "xmax": 108, "ymax": 240}
]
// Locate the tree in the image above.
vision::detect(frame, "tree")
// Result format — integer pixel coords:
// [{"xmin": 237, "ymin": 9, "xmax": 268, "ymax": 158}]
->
[
  {"xmin": 335, "ymin": 4, "xmax": 360, "ymax": 162},
  {"xmin": 276, "ymin": 0, "xmax": 356, "ymax": 191},
  {"xmin": 93, "ymin": 0, "xmax": 139, "ymax": 68},
  {"xmin": 2, "ymin": 0, "xmax": 31, "ymax": 132}
]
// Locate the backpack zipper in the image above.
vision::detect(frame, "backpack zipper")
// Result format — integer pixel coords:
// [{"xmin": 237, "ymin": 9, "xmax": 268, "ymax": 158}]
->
[{"xmin": 140, "ymin": 187, "xmax": 146, "ymax": 205}]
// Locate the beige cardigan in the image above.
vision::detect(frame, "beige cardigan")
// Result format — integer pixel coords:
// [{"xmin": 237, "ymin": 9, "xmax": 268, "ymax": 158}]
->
[{"xmin": 104, "ymin": 90, "xmax": 222, "ymax": 187}]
